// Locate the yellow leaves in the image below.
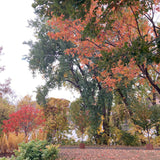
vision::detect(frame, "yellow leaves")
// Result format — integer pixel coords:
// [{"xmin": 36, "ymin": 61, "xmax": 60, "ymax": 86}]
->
[
  {"xmin": 47, "ymin": 97, "xmax": 70, "ymax": 108},
  {"xmin": 97, "ymin": 115, "xmax": 104, "ymax": 135},
  {"xmin": 46, "ymin": 144, "xmax": 60, "ymax": 150},
  {"xmin": 44, "ymin": 98, "xmax": 70, "ymax": 140},
  {"xmin": 17, "ymin": 95, "xmax": 39, "ymax": 110}
]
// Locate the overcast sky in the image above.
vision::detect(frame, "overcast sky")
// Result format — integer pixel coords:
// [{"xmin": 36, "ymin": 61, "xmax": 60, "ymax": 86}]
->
[{"xmin": 0, "ymin": 0, "xmax": 79, "ymax": 102}]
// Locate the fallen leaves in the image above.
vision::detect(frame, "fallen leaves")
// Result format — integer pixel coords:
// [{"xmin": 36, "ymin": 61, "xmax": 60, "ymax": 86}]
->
[{"xmin": 59, "ymin": 148, "xmax": 160, "ymax": 160}]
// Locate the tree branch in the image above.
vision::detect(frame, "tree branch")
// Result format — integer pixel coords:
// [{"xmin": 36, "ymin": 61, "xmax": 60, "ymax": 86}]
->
[{"xmin": 130, "ymin": 6, "xmax": 143, "ymax": 38}]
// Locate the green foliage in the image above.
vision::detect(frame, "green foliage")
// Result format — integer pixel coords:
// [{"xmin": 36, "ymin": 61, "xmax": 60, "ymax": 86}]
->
[
  {"xmin": 69, "ymin": 98, "xmax": 90, "ymax": 142},
  {"xmin": 60, "ymin": 137, "xmax": 77, "ymax": 146},
  {"xmin": 150, "ymin": 104, "xmax": 160, "ymax": 125},
  {"xmin": 14, "ymin": 140, "xmax": 59, "ymax": 160},
  {"xmin": 0, "ymin": 156, "xmax": 15, "ymax": 160},
  {"xmin": 132, "ymin": 104, "xmax": 160, "ymax": 132},
  {"xmin": 32, "ymin": 0, "xmax": 91, "ymax": 20},
  {"xmin": 42, "ymin": 144, "xmax": 59, "ymax": 160},
  {"xmin": 25, "ymin": 16, "xmax": 104, "ymax": 139},
  {"xmin": 0, "ymin": 98, "xmax": 14, "ymax": 134},
  {"xmin": 132, "ymin": 106, "xmax": 152, "ymax": 132},
  {"xmin": 131, "ymin": 104, "xmax": 160, "ymax": 144},
  {"xmin": 15, "ymin": 140, "xmax": 47, "ymax": 160},
  {"xmin": 119, "ymin": 131, "xmax": 140, "ymax": 146},
  {"xmin": 32, "ymin": 0, "xmax": 152, "ymax": 21}
]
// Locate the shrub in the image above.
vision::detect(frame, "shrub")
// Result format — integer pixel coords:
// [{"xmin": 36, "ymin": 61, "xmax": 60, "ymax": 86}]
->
[
  {"xmin": 119, "ymin": 131, "xmax": 140, "ymax": 146},
  {"xmin": 0, "ymin": 133, "xmax": 25, "ymax": 153},
  {"xmin": 153, "ymin": 136, "xmax": 160, "ymax": 146},
  {"xmin": 42, "ymin": 144, "xmax": 59, "ymax": 160},
  {"xmin": 14, "ymin": 140, "xmax": 59, "ymax": 160},
  {"xmin": 0, "ymin": 155, "xmax": 15, "ymax": 160}
]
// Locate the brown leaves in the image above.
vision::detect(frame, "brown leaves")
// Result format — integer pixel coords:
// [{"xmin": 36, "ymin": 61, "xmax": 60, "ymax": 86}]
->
[{"xmin": 59, "ymin": 148, "xmax": 160, "ymax": 160}]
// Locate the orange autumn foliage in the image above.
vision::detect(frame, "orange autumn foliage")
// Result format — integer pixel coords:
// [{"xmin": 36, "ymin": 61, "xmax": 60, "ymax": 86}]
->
[{"xmin": 47, "ymin": 0, "xmax": 160, "ymax": 90}]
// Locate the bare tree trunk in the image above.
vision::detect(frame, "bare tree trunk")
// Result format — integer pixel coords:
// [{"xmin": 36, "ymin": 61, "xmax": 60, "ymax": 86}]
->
[{"xmin": 147, "ymin": 129, "xmax": 150, "ymax": 144}]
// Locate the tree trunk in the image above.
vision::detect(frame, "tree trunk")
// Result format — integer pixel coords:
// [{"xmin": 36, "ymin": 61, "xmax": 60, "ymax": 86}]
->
[
  {"xmin": 152, "ymin": 92, "xmax": 160, "ymax": 136},
  {"xmin": 82, "ymin": 133, "xmax": 84, "ymax": 142},
  {"xmin": 102, "ymin": 117, "xmax": 110, "ymax": 145},
  {"xmin": 147, "ymin": 129, "xmax": 150, "ymax": 144},
  {"xmin": 138, "ymin": 65, "xmax": 160, "ymax": 95},
  {"xmin": 156, "ymin": 124, "xmax": 160, "ymax": 136},
  {"xmin": 116, "ymin": 88, "xmax": 133, "ymax": 116}
]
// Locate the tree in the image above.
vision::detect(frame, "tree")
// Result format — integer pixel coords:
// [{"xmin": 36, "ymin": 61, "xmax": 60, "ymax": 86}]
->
[
  {"xmin": 0, "ymin": 47, "xmax": 13, "ymax": 98},
  {"xmin": 2, "ymin": 105, "xmax": 45, "ymax": 137},
  {"xmin": 0, "ymin": 97, "xmax": 14, "ymax": 134},
  {"xmin": 0, "ymin": 47, "xmax": 15, "ymax": 134},
  {"xmin": 69, "ymin": 98, "xmax": 90, "ymax": 142},
  {"xmin": 33, "ymin": 0, "xmax": 160, "ymax": 96},
  {"xmin": 35, "ymin": 0, "xmax": 160, "ymax": 131},
  {"xmin": 25, "ymin": 17, "xmax": 109, "ymax": 143},
  {"xmin": 17, "ymin": 95, "xmax": 40, "ymax": 110},
  {"xmin": 32, "ymin": 0, "xmax": 155, "ymax": 22},
  {"xmin": 43, "ymin": 98, "xmax": 70, "ymax": 143},
  {"xmin": 132, "ymin": 104, "xmax": 160, "ymax": 144}
]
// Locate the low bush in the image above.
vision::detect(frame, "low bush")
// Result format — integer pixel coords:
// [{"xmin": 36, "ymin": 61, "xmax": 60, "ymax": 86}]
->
[
  {"xmin": 0, "ymin": 155, "xmax": 15, "ymax": 160},
  {"xmin": 0, "ymin": 140, "xmax": 59, "ymax": 160},
  {"xmin": 14, "ymin": 140, "xmax": 59, "ymax": 160}
]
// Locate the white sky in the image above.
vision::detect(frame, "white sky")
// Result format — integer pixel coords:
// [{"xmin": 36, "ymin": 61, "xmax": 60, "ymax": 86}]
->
[{"xmin": 0, "ymin": 0, "xmax": 79, "ymax": 102}]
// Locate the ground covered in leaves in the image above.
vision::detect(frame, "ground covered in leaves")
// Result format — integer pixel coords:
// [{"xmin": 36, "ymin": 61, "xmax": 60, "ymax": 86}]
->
[{"xmin": 59, "ymin": 147, "xmax": 160, "ymax": 160}]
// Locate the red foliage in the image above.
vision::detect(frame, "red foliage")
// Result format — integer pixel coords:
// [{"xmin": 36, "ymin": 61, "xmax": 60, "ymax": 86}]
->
[{"xmin": 2, "ymin": 105, "xmax": 45, "ymax": 136}]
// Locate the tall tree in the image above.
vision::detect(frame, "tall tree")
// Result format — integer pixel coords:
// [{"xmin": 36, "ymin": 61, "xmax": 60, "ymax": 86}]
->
[
  {"xmin": 36, "ymin": 1, "xmax": 160, "ymax": 121},
  {"xmin": 25, "ymin": 17, "xmax": 112, "ymax": 143},
  {"xmin": 33, "ymin": 0, "xmax": 160, "ymax": 96}
]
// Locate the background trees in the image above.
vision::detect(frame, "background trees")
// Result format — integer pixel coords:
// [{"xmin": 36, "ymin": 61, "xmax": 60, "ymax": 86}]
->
[
  {"xmin": 0, "ymin": 47, "xmax": 13, "ymax": 99},
  {"xmin": 0, "ymin": 98, "xmax": 14, "ymax": 134},
  {"xmin": 69, "ymin": 98, "xmax": 90, "ymax": 142},
  {"xmin": 43, "ymin": 98, "xmax": 70, "ymax": 143},
  {"xmin": 0, "ymin": 47, "xmax": 15, "ymax": 134}
]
